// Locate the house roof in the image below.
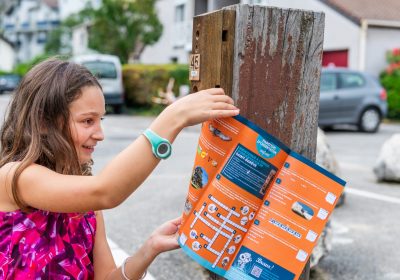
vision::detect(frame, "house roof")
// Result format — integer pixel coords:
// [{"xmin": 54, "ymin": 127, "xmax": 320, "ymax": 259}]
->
[{"xmin": 320, "ymin": 0, "xmax": 400, "ymax": 25}]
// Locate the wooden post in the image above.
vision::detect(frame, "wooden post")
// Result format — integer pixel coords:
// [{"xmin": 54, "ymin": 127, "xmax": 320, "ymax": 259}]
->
[{"xmin": 190, "ymin": 4, "xmax": 325, "ymax": 280}]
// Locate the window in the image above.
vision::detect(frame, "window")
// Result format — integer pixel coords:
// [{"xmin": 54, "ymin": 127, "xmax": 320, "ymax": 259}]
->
[
  {"xmin": 320, "ymin": 73, "xmax": 337, "ymax": 92},
  {"xmin": 338, "ymin": 73, "xmax": 365, "ymax": 89},
  {"xmin": 175, "ymin": 4, "xmax": 185, "ymax": 22},
  {"xmin": 82, "ymin": 62, "xmax": 117, "ymax": 79}
]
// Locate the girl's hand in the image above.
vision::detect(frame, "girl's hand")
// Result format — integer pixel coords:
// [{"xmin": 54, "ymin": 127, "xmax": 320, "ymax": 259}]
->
[
  {"xmin": 166, "ymin": 88, "xmax": 239, "ymax": 128},
  {"xmin": 147, "ymin": 216, "xmax": 182, "ymax": 256}
]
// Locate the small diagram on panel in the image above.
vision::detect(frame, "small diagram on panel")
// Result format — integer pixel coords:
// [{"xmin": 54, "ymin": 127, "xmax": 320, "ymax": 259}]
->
[
  {"xmin": 191, "ymin": 166, "xmax": 209, "ymax": 189},
  {"xmin": 249, "ymin": 212, "xmax": 255, "ymax": 221},
  {"xmin": 235, "ymin": 252, "xmax": 252, "ymax": 272},
  {"xmin": 227, "ymin": 245, "xmax": 236, "ymax": 255},
  {"xmin": 259, "ymin": 169, "xmax": 277, "ymax": 195},
  {"xmin": 221, "ymin": 257, "xmax": 230, "ymax": 267},
  {"xmin": 241, "ymin": 205, "xmax": 249, "ymax": 215},
  {"xmin": 197, "ymin": 145, "xmax": 219, "ymax": 168},
  {"xmin": 184, "ymin": 198, "xmax": 193, "ymax": 215},
  {"xmin": 250, "ymin": 265, "xmax": 263, "ymax": 278},
  {"xmin": 240, "ymin": 216, "xmax": 249, "ymax": 226},
  {"xmin": 192, "ymin": 241, "xmax": 201, "ymax": 251},
  {"xmin": 189, "ymin": 194, "xmax": 249, "ymax": 268},
  {"xmin": 233, "ymin": 234, "xmax": 242, "ymax": 244},
  {"xmin": 291, "ymin": 201, "xmax": 314, "ymax": 221},
  {"xmin": 209, "ymin": 124, "xmax": 232, "ymax": 141}
]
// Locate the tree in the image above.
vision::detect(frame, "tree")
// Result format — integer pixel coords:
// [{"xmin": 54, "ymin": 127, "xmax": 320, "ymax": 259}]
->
[
  {"xmin": 89, "ymin": 0, "xmax": 163, "ymax": 63},
  {"xmin": 45, "ymin": 0, "xmax": 162, "ymax": 63}
]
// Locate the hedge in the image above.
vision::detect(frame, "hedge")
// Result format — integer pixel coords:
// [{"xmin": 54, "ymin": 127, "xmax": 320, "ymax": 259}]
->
[
  {"xmin": 380, "ymin": 48, "xmax": 400, "ymax": 119},
  {"xmin": 122, "ymin": 64, "xmax": 189, "ymax": 107}
]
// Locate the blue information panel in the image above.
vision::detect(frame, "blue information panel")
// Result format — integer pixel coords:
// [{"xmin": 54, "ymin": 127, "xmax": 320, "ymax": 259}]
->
[
  {"xmin": 226, "ymin": 246, "xmax": 295, "ymax": 280},
  {"xmin": 221, "ymin": 144, "xmax": 277, "ymax": 199}
]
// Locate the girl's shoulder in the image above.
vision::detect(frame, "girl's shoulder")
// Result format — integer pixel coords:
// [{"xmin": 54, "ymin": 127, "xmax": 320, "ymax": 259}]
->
[
  {"xmin": 0, "ymin": 162, "xmax": 21, "ymax": 211},
  {"xmin": 0, "ymin": 162, "xmax": 54, "ymax": 211}
]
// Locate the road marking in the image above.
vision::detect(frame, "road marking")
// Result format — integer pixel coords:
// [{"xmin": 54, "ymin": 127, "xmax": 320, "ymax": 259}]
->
[
  {"xmin": 332, "ymin": 237, "xmax": 354, "ymax": 245},
  {"xmin": 346, "ymin": 188, "xmax": 400, "ymax": 205},
  {"xmin": 108, "ymin": 238, "xmax": 156, "ymax": 280},
  {"xmin": 331, "ymin": 222, "xmax": 353, "ymax": 245},
  {"xmin": 384, "ymin": 272, "xmax": 400, "ymax": 279},
  {"xmin": 340, "ymin": 162, "xmax": 370, "ymax": 171}
]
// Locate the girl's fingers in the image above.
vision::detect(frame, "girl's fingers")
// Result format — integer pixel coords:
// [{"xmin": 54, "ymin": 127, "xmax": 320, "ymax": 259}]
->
[
  {"xmin": 169, "ymin": 216, "xmax": 182, "ymax": 226},
  {"xmin": 211, "ymin": 102, "xmax": 238, "ymax": 110},
  {"xmin": 212, "ymin": 94, "xmax": 235, "ymax": 105},
  {"xmin": 205, "ymin": 88, "xmax": 225, "ymax": 95},
  {"xmin": 209, "ymin": 109, "xmax": 240, "ymax": 119}
]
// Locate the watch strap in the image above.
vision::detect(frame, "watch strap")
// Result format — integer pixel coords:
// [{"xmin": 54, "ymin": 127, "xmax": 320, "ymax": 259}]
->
[{"xmin": 143, "ymin": 129, "xmax": 172, "ymax": 159}]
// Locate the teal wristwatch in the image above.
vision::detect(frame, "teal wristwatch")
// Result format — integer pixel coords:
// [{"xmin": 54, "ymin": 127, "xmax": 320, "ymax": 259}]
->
[{"xmin": 143, "ymin": 129, "xmax": 172, "ymax": 159}]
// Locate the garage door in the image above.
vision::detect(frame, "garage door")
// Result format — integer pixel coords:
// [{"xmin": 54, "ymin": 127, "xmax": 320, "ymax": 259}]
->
[{"xmin": 322, "ymin": 50, "xmax": 348, "ymax": 67}]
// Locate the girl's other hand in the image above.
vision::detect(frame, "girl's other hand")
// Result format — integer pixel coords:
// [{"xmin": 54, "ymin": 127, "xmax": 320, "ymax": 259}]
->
[
  {"xmin": 166, "ymin": 88, "xmax": 239, "ymax": 128},
  {"xmin": 147, "ymin": 216, "xmax": 182, "ymax": 256}
]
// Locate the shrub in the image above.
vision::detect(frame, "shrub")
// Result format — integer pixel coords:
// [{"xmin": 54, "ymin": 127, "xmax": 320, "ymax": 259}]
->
[
  {"xmin": 13, "ymin": 54, "xmax": 69, "ymax": 76},
  {"xmin": 380, "ymin": 48, "xmax": 400, "ymax": 119},
  {"xmin": 122, "ymin": 64, "xmax": 189, "ymax": 107}
]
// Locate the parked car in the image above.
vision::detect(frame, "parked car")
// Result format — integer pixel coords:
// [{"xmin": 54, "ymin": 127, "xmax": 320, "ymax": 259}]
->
[
  {"xmin": 0, "ymin": 74, "xmax": 21, "ymax": 94},
  {"xmin": 319, "ymin": 68, "xmax": 388, "ymax": 133},
  {"xmin": 71, "ymin": 54, "xmax": 124, "ymax": 114}
]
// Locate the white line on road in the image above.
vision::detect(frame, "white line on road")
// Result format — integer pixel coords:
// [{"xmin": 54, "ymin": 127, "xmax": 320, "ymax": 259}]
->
[
  {"xmin": 108, "ymin": 238, "xmax": 156, "ymax": 280},
  {"xmin": 346, "ymin": 188, "xmax": 400, "ymax": 205}
]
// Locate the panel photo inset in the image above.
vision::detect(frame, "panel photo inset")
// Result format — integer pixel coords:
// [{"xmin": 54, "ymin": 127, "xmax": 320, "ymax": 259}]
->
[{"xmin": 291, "ymin": 201, "xmax": 314, "ymax": 220}]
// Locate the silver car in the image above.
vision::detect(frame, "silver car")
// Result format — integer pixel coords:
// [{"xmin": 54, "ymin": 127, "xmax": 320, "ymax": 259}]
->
[{"xmin": 319, "ymin": 68, "xmax": 388, "ymax": 133}]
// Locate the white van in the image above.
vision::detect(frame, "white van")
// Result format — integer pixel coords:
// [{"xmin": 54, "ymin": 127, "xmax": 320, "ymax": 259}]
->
[{"xmin": 71, "ymin": 54, "xmax": 124, "ymax": 114}]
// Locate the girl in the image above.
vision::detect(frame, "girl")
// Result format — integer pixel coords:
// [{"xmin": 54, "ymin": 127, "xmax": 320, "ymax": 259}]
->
[{"xmin": 0, "ymin": 58, "xmax": 239, "ymax": 279}]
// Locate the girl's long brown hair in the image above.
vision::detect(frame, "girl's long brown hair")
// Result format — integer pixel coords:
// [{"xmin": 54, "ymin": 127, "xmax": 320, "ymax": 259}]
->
[{"xmin": 0, "ymin": 58, "xmax": 101, "ymax": 211}]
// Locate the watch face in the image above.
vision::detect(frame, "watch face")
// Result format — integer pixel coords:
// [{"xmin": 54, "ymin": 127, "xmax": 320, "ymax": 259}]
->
[{"xmin": 157, "ymin": 142, "xmax": 171, "ymax": 156}]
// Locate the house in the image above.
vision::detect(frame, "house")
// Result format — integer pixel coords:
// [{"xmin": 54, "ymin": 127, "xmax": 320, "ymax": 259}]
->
[
  {"xmin": 2, "ymin": 0, "xmax": 60, "ymax": 63},
  {"xmin": 0, "ymin": 0, "xmax": 101, "ymax": 63},
  {"xmin": 0, "ymin": 35, "xmax": 16, "ymax": 72},
  {"xmin": 140, "ymin": 0, "xmax": 400, "ymax": 77},
  {"xmin": 59, "ymin": 0, "xmax": 101, "ymax": 20}
]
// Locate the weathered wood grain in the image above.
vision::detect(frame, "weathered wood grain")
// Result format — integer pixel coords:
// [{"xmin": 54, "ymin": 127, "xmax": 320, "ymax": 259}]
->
[
  {"xmin": 191, "ymin": 4, "xmax": 325, "ymax": 280},
  {"xmin": 227, "ymin": 4, "xmax": 324, "ymax": 161},
  {"xmin": 191, "ymin": 10, "xmax": 235, "ymax": 94}
]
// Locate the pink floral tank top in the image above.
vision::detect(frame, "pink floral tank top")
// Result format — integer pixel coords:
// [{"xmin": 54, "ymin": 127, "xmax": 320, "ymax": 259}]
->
[{"xmin": 0, "ymin": 209, "xmax": 96, "ymax": 279}]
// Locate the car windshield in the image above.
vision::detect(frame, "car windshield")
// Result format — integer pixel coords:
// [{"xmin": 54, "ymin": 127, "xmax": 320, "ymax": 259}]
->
[
  {"xmin": 82, "ymin": 61, "xmax": 117, "ymax": 79},
  {"xmin": 320, "ymin": 73, "xmax": 336, "ymax": 92}
]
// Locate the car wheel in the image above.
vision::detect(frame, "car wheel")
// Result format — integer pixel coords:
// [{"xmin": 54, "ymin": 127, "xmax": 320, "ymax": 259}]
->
[
  {"xmin": 113, "ymin": 105, "xmax": 122, "ymax": 114},
  {"xmin": 358, "ymin": 107, "xmax": 381, "ymax": 133}
]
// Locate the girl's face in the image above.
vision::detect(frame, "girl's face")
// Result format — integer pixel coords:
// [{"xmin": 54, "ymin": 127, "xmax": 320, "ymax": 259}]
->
[{"xmin": 69, "ymin": 86, "xmax": 106, "ymax": 165}]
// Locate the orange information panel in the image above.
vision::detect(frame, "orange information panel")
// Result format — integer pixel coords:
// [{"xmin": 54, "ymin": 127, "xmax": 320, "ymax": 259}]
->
[{"xmin": 178, "ymin": 115, "xmax": 346, "ymax": 280}]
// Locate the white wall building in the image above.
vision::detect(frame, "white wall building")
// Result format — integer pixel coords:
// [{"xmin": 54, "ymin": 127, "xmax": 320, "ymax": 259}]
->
[
  {"xmin": 1, "ymin": 0, "xmax": 100, "ymax": 63},
  {"xmin": 59, "ymin": 0, "xmax": 101, "ymax": 20},
  {"xmin": 0, "ymin": 35, "xmax": 16, "ymax": 71},
  {"xmin": 140, "ymin": 0, "xmax": 400, "ymax": 77},
  {"xmin": 2, "ymin": 0, "xmax": 60, "ymax": 63}
]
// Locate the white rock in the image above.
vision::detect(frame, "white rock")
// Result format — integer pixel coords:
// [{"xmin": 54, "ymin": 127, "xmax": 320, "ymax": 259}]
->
[{"xmin": 373, "ymin": 134, "xmax": 400, "ymax": 182}]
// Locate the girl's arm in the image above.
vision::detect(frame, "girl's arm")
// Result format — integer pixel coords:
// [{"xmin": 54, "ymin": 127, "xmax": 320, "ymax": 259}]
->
[
  {"xmin": 93, "ymin": 211, "xmax": 180, "ymax": 280},
  {"xmin": 4, "ymin": 88, "xmax": 239, "ymax": 212}
]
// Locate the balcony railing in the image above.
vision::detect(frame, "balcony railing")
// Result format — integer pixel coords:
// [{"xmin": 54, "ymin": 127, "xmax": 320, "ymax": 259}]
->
[{"xmin": 3, "ymin": 20, "xmax": 60, "ymax": 33}]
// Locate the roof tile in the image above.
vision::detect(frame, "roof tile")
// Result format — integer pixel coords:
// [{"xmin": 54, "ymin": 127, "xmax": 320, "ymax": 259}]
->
[{"xmin": 321, "ymin": 0, "xmax": 400, "ymax": 22}]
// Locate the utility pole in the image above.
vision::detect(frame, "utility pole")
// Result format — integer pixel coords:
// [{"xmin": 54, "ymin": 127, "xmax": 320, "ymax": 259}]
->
[{"xmin": 189, "ymin": 4, "xmax": 325, "ymax": 280}]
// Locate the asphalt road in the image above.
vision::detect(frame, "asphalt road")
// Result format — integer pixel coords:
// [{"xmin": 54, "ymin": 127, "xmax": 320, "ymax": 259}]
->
[
  {"xmin": 0, "ymin": 93, "xmax": 399, "ymax": 280},
  {"xmin": 316, "ymin": 125, "xmax": 400, "ymax": 280},
  {"xmin": 92, "ymin": 113, "xmax": 400, "ymax": 280}
]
